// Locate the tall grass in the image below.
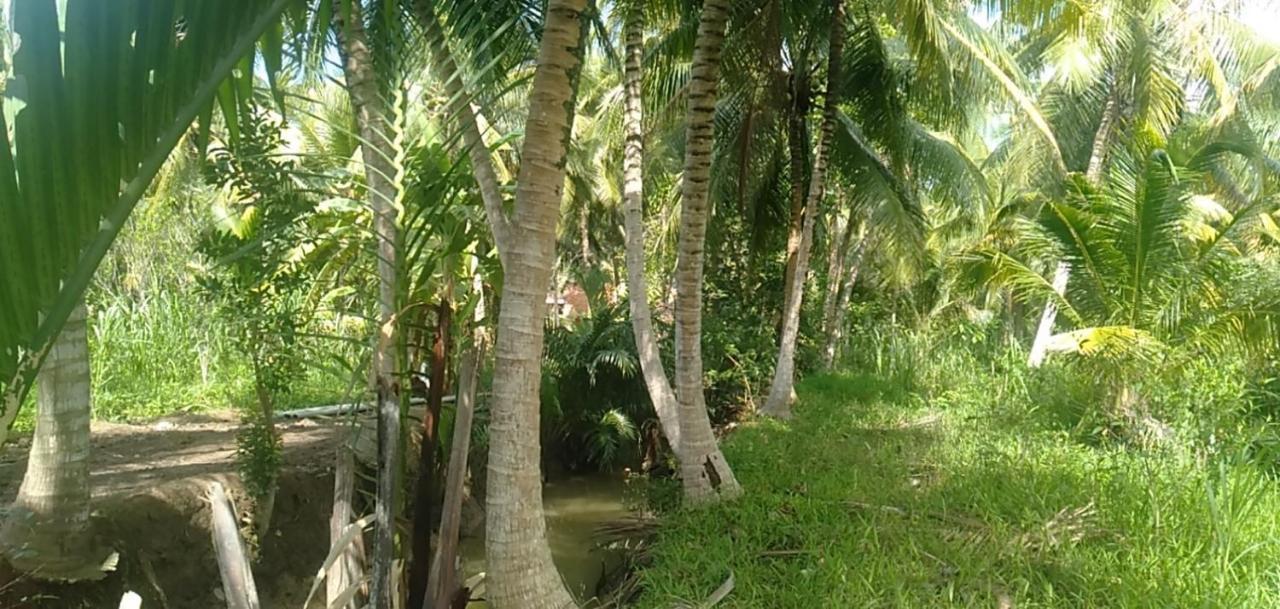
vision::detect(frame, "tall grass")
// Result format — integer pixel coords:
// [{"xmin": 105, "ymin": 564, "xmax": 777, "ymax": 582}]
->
[{"xmin": 89, "ymin": 291, "xmax": 244, "ymax": 421}]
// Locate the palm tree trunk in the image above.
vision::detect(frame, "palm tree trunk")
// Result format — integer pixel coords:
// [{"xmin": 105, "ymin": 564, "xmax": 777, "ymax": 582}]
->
[
  {"xmin": 418, "ymin": 0, "xmax": 513, "ymax": 266},
  {"xmin": 820, "ymin": 213, "xmax": 858, "ymax": 369},
  {"xmin": 827, "ymin": 230, "xmax": 868, "ymax": 367},
  {"xmin": 674, "ymin": 0, "xmax": 742, "ymax": 505},
  {"xmin": 622, "ymin": 7, "xmax": 683, "ymax": 457},
  {"xmin": 1, "ymin": 303, "xmax": 110, "ymax": 581},
  {"xmin": 408, "ymin": 297, "xmax": 450, "ymax": 609},
  {"xmin": 327, "ymin": 439, "xmax": 364, "ymax": 609},
  {"xmin": 780, "ymin": 71, "xmax": 812, "ymax": 328},
  {"xmin": 1026, "ymin": 260, "xmax": 1070, "ymax": 367},
  {"xmin": 763, "ymin": 0, "xmax": 846, "ymax": 418},
  {"xmin": 484, "ymin": 2, "xmax": 586, "ymax": 607},
  {"xmin": 336, "ymin": 7, "xmax": 403, "ymax": 607},
  {"xmin": 429, "ymin": 269, "xmax": 488, "ymax": 609},
  {"xmin": 1027, "ymin": 81, "xmax": 1119, "ymax": 367}
]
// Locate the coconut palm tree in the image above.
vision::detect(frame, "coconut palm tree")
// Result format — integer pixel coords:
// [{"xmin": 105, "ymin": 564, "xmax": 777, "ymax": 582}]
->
[
  {"xmin": 0, "ymin": 0, "xmax": 295, "ymax": 439},
  {"xmin": 762, "ymin": 0, "xmax": 846, "ymax": 418},
  {"xmin": 974, "ymin": 137, "xmax": 1280, "ymax": 413},
  {"xmin": 0, "ymin": 303, "xmax": 113, "ymax": 580},
  {"xmin": 620, "ymin": 2, "xmax": 685, "ymax": 456},
  {"xmin": 0, "ymin": 0, "xmax": 295, "ymax": 580},
  {"xmin": 1002, "ymin": 0, "xmax": 1276, "ymax": 366},
  {"xmin": 481, "ymin": 0, "xmax": 588, "ymax": 605},
  {"xmin": 673, "ymin": 0, "xmax": 744, "ymax": 504}
]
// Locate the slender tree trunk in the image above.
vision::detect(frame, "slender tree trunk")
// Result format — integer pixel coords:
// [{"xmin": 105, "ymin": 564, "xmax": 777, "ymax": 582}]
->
[
  {"xmin": 428, "ymin": 271, "xmax": 487, "ymax": 609},
  {"xmin": 578, "ymin": 203, "xmax": 593, "ymax": 266},
  {"xmin": 1085, "ymin": 83, "xmax": 1121, "ymax": 186},
  {"xmin": 780, "ymin": 71, "xmax": 812, "ymax": 329},
  {"xmin": 337, "ymin": 7, "xmax": 403, "ymax": 607},
  {"xmin": 417, "ymin": 0, "xmax": 512, "ymax": 269},
  {"xmin": 827, "ymin": 232, "xmax": 867, "ymax": 367},
  {"xmin": 0, "ymin": 303, "xmax": 110, "ymax": 581},
  {"xmin": 408, "ymin": 297, "xmax": 451, "ymax": 609},
  {"xmin": 674, "ymin": 0, "xmax": 742, "ymax": 504},
  {"xmin": 820, "ymin": 213, "xmax": 857, "ymax": 369},
  {"xmin": 763, "ymin": 0, "xmax": 846, "ymax": 418},
  {"xmin": 209, "ymin": 481, "xmax": 262, "ymax": 609},
  {"xmin": 1027, "ymin": 261, "xmax": 1069, "ymax": 367},
  {"xmin": 248, "ymin": 359, "xmax": 280, "ymax": 542},
  {"xmin": 621, "ymin": 8, "xmax": 682, "ymax": 457},
  {"xmin": 1027, "ymin": 80, "xmax": 1119, "ymax": 367},
  {"xmin": 484, "ymin": 2, "xmax": 586, "ymax": 607}
]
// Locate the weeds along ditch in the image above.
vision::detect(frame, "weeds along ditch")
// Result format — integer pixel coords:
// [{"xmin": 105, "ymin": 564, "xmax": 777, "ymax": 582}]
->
[{"xmin": 629, "ymin": 324, "xmax": 1280, "ymax": 608}]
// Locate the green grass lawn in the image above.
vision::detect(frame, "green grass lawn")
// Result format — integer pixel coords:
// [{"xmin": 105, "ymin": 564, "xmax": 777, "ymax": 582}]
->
[{"xmin": 633, "ymin": 372, "xmax": 1280, "ymax": 608}]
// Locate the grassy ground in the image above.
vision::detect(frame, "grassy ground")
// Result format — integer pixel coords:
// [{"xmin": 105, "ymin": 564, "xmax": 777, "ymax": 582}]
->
[{"xmin": 634, "ymin": 371, "xmax": 1280, "ymax": 607}]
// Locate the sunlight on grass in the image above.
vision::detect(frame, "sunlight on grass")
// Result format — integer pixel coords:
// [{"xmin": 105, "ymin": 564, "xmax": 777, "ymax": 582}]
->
[{"xmin": 635, "ymin": 372, "xmax": 1280, "ymax": 608}]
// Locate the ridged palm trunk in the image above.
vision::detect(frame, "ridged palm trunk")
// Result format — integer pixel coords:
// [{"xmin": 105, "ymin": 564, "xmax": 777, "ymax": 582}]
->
[
  {"xmin": 622, "ymin": 8, "xmax": 682, "ymax": 456},
  {"xmin": 673, "ymin": 0, "xmax": 741, "ymax": 504},
  {"xmin": 484, "ymin": 2, "xmax": 586, "ymax": 607},
  {"xmin": 763, "ymin": 0, "xmax": 846, "ymax": 418},
  {"xmin": 1027, "ymin": 81, "xmax": 1119, "ymax": 367},
  {"xmin": 1, "ymin": 303, "xmax": 109, "ymax": 581},
  {"xmin": 337, "ymin": 6, "xmax": 402, "ymax": 607}
]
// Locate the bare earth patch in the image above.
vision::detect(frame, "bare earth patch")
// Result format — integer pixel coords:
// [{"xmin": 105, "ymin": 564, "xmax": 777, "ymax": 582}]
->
[{"xmin": 0, "ymin": 412, "xmax": 353, "ymax": 609}]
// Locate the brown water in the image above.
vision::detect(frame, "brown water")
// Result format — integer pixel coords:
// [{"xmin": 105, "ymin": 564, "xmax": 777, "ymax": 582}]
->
[{"xmin": 459, "ymin": 473, "xmax": 633, "ymax": 605}]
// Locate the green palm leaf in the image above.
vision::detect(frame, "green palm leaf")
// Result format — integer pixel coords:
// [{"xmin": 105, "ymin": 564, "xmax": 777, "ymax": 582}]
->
[{"xmin": 0, "ymin": 0, "xmax": 295, "ymax": 440}]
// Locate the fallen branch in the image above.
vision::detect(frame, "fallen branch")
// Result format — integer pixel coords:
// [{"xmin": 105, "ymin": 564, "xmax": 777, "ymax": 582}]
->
[
  {"xmin": 207, "ymin": 482, "xmax": 261, "ymax": 609},
  {"xmin": 673, "ymin": 572, "xmax": 734, "ymax": 609}
]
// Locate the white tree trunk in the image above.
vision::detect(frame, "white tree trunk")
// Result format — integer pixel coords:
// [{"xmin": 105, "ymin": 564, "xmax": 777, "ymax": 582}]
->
[
  {"xmin": 337, "ymin": 7, "xmax": 403, "ymax": 607},
  {"xmin": 0, "ymin": 303, "xmax": 110, "ymax": 581},
  {"xmin": 763, "ymin": 0, "xmax": 846, "ymax": 418},
  {"xmin": 1027, "ymin": 81, "xmax": 1118, "ymax": 368},
  {"xmin": 622, "ymin": 8, "xmax": 683, "ymax": 456},
  {"xmin": 327, "ymin": 441, "xmax": 364, "ymax": 609},
  {"xmin": 484, "ymin": 2, "xmax": 585, "ymax": 607},
  {"xmin": 673, "ymin": 0, "xmax": 742, "ymax": 505},
  {"xmin": 1027, "ymin": 260, "xmax": 1070, "ymax": 367}
]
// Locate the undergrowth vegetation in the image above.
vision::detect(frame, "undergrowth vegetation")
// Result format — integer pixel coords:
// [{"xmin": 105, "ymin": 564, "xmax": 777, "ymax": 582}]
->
[{"xmin": 635, "ymin": 323, "xmax": 1280, "ymax": 608}]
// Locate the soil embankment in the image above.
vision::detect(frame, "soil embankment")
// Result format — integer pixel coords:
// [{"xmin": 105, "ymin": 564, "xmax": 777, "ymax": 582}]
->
[{"xmin": 0, "ymin": 413, "xmax": 343, "ymax": 609}]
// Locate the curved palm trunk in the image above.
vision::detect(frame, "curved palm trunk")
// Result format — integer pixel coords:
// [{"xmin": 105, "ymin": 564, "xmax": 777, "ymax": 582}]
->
[
  {"xmin": 763, "ymin": 0, "xmax": 846, "ymax": 418},
  {"xmin": 337, "ymin": 7, "xmax": 403, "ymax": 607},
  {"xmin": 673, "ymin": 0, "xmax": 742, "ymax": 505},
  {"xmin": 418, "ymin": 0, "xmax": 512, "ymax": 267},
  {"xmin": 1, "ymin": 303, "xmax": 110, "ymax": 581},
  {"xmin": 622, "ymin": 8, "xmax": 682, "ymax": 456},
  {"xmin": 484, "ymin": 2, "xmax": 586, "ymax": 607},
  {"xmin": 1027, "ymin": 82, "xmax": 1119, "ymax": 368}
]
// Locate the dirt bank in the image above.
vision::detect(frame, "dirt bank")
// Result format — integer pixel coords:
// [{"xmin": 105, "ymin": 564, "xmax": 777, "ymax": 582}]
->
[{"xmin": 0, "ymin": 413, "xmax": 349, "ymax": 609}]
